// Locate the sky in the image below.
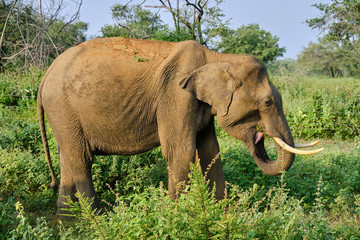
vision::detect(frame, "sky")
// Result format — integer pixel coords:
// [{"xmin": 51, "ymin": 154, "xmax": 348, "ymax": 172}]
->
[{"xmin": 79, "ymin": 0, "xmax": 331, "ymax": 59}]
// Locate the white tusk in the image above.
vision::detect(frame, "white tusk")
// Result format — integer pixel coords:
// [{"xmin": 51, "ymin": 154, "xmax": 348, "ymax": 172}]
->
[
  {"xmin": 273, "ymin": 137, "xmax": 324, "ymax": 155},
  {"xmin": 295, "ymin": 140, "xmax": 321, "ymax": 148}
]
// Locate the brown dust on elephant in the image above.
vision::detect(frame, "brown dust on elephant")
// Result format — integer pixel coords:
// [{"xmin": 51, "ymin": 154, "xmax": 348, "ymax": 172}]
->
[{"xmin": 37, "ymin": 37, "xmax": 323, "ymax": 217}]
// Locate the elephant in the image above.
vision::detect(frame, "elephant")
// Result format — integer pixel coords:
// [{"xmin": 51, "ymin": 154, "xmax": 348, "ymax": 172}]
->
[{"xmin": 37, "ymin": 37, "xmax": 323, "ymax": 216}]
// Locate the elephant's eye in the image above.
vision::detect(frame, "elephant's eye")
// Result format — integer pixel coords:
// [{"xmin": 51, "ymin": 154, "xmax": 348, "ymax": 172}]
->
[{"xmin": 265, "ymin": 99, "xmax": 273, "ymax": 107}]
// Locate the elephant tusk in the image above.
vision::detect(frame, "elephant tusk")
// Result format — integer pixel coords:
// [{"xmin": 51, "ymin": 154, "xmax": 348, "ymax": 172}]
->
[
  {"xmin": 295, "ymin": 140, "xmax": 321, "ymax": 148},
  {"xmin": 273, "ymin": 137, "xmax": 324, "ymax": 155}
]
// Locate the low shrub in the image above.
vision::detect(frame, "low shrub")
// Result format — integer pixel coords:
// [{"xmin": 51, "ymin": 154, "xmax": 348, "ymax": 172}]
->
[
  {"xmin": 0, "ymin": 121, "xmax": 42, "ymax": 154},
  {"xmin": 59, "ymin": 162, "xmax": 360, "ymax": 239},
  {"xmin": 0, "ymin": 147, "xmax": 57, "ymax": 213},
  {"xmin": 220, "ymin": 138, "xmax": 360, "ymax": 209},
  {"xmin": 7, "ymin": 202, "xmax": 54, "ymax": 240}
]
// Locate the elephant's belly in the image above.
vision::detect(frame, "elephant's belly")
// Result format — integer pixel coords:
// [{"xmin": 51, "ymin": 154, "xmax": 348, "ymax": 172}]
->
[
  {"xmin": 67, "ymin": 78, "xmax": 162, "ymax": 155},
  {"xmin": 84, "ymin": 119, "xmax": 161, "ymax": 156}
]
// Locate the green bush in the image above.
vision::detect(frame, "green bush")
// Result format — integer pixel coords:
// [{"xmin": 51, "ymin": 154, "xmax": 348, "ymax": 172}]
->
[
  {"xmin": 0, "ymin": 196, "xmax": 17, "ymax": 238},
  {"xmin": 0, "ymin": 68, "xmax": 42, "ymax": 106},
  {"xmin": 3, "ymin": 163, "xmax": 359, "ymax": 239},
  {"xmin": 0, "ymin": 147, "xmax": 57, "ymax": 212},
  {"xmin": 220, "ymin": 138, "xmax": 360, "ymax": 209},
  {"xmin": 0, "ymin": 121, "xmax": 42, "ymax": 153},
  {"xmin": 60, "ymin": 163, "xmax": 360, "ymax": 239},
  {"xmin": 7, "ymin": 202, "xmax": 54, "ymax": 240}
]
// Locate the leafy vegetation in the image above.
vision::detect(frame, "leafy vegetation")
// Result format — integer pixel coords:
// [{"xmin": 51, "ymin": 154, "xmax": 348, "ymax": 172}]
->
[
  {"xmin": 101, "ymin": 3, "xmax": 164, "ymax": 39},
  {"xmin": 57, "ymin": 162, "xmax": 360, "ymax": 239},
  {"xmin": 100, "ymin": 0, "xmax": 228, "ymax": 45},
  {"xmin": 217, "ymin": 24, "xmax": 286, "ymax": 63},
  {"xmin": 306, "ymin": 0, "xmax": 360, "ymax": 43},
  {"xmin": 272, "ymin": 75, "xmax": 360, "ymax": 139},
  {"xmin": 0, "ymin": 0, "xmax": 86, "ymax": 70},
  {"xmin": 0, "ymin": 69, "xmax": 359, "ymax": 238}
]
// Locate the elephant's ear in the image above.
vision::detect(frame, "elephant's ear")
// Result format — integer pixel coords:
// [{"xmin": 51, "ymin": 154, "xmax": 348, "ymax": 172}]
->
[{"xmin": 179, "ymin": 62, "xmax": 236, "ymax": 117}]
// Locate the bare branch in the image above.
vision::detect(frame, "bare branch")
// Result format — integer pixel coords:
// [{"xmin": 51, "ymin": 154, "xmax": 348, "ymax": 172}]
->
[
  {"xmin": 46, "ymin": 0, "xmax": 65, "ymax": 28},
  {"xmin": 184, "ymin": 0, "xmax": 207, "ymax": 44},
  {"xmin": 146, "ymin": 0, "xmax": 178, "ymax": 29},
  {"xmin": 185, "ymin": 0, "xmax": 201, "ymax": 12},
  {"xmin": 0, "ymin": 0, "xmax": 19, "ymax": 51},
  {"xmin": 145, "ymin": 5, "xmax": 169, "ymax": 10},
  {"xmin": 166, "ymin": 0, "xmax": 172, "ymax": 10},
  {"xmin": 39, "ymin": 0, "xmax": 43, "ymax": 20},
  {"xmin": 28, "ymin": 23, "xmax": 59, "ymax": 56},
  {"xmin": 3, "ymin": 46, "xmax": 30, "ymax": 60},
  {"xmin": 53, "ymin": 0, "xmax": 83, "ymax": 43},
  {"xmin": 125, "ymin": 0, "xmax": 134, "ymax": 7},
  {"xmin": 137, "ymin": 0, "xmax": 147, "ymax": 7},
  {"xmin": 118, "ymin": 24, "xmax": 137, "ymax": 39},
  {"xmin": 140, "ymin": 35, "xmax": 153, "ymax": 39}
]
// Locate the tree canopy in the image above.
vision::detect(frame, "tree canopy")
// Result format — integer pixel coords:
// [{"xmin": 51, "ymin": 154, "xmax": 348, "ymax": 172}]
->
[
  {"xmin": 100, "ymin": 1, "xmax": 285, "ymax": 62},
  {"xmin": 298, "ymin": 36, "xmax": 345, "ymax": 78},
  {"xmin": 101, "ymin": 4, "xmax": 163, "ymax": 39},
  {"xmin": 306, "ymin": 0, "xmax": 360, "ymax": 43},
  {"xmin": 300, "ymin": 0, "xmax": 360, "ymax": 77},
  {"xmin": 217, "ymin": 24, "xmax": 286, "ymax": 63},
  {"xmin": 102, "ymin": 0, "xmax": 229, "ymax": 46}
]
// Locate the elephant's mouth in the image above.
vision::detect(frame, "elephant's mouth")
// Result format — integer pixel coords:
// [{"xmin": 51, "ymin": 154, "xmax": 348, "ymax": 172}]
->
[
  {"xmin": 254, "ymin": 131, "xmax": 264, "ymax": 145},
  {"xmin": 252, "ymin": 132, "xmax": 271, "ymax": 161}
]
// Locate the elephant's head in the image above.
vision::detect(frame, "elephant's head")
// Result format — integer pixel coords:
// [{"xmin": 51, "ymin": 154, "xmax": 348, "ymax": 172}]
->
[{"xmin": 180, "ymin": 58, "xmax": 323, "ymax": 176}]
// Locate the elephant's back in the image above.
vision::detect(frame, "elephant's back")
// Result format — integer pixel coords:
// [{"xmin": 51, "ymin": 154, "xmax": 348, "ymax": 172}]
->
[
  {"xmin": 79, "ymin": 37, "xmax": 177, "ymax": 60},
  {"xmin": 40, "ymin": 38, "xmax": 179, "ymax": 93}
]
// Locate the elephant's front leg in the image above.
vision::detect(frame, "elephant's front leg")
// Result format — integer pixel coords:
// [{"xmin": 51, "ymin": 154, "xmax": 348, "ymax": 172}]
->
[
  {"xmin": 196, "ymin": 121, "xmax": 226, "ymax": 199},
  {"xmin": 159, "ymin": 126, "xmax": 197, "ymax": 199},
  {"xmin": 166, "ymin": 146, "xmax": 197, "ymax": 199}
]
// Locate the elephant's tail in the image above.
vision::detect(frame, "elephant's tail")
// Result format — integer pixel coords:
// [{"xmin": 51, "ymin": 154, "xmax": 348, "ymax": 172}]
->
[{"xmin": 37, "ymin": 87, "xmax": 59, "ymax": 194}]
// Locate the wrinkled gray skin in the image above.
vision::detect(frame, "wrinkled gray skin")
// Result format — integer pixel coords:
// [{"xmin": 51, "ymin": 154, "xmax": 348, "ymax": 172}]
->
[{"xmin": 37, "ymin": 38, "xmax": 295, "ymax": 216}]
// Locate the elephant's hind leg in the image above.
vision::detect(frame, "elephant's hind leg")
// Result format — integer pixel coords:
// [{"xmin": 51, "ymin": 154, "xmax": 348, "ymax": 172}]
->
[
  {"xmin": 56, "ymin": 142, "xmax": 101, "ymax": 218},
  {"xmin": 57, "ymin": 149, "xmax": 77, "ymax": 217}
]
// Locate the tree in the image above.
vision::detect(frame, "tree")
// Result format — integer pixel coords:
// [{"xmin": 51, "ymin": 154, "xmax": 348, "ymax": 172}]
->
[
  {"xmin": 305, "ymin": 0, "xmax": 360, "ymax": 77},
  {"xmin": 266, "ymin": 58, "xmax": 297, "ymax": 77},
  {"xmin": 306, "ymin": 0, "xmax": 360, "ymax": 43},
  {"xmin": 101, "ymin": 3, "xmax": 163, "ymax": 39},
  {"xmin": 298, "ymin": 35, "xmax": 359, "ymax": 77},
  {"xmin": 128, "ymin": 0, "xmax": 229, "ymax": 45},
  {"xmin": 0, "ymin": 0, "xmax": 87, "ymax": 70},
  {"xmin": 217, "ymin": 24, "xmax": 286, "ymax": 63},
  {"xmin": 298, "ymin": 36, "xmax": 344, "ymax": 77}
]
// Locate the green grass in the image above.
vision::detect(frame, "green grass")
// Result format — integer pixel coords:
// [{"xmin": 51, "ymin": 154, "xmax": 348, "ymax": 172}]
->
[{"xmin": 0, "ymin": 70, "xmax": 359, "ymax": 238}]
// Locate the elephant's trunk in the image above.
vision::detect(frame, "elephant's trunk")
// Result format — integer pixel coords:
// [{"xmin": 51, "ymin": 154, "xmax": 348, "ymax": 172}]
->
[{"xmin": 251, "ymin": 119, "xmax": 295, "ymax": 176}]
